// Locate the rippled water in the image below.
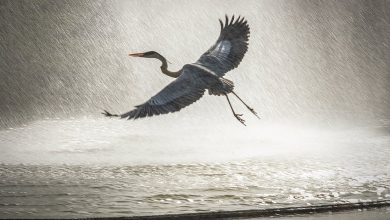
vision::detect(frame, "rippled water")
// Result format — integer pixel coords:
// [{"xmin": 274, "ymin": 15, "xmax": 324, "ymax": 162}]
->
[{"xmin": 1, "ymin": 119, "xmax": 390, "ymax": 218}]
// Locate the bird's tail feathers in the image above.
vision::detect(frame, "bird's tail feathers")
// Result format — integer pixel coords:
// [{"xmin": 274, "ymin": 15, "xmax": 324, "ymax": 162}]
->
[{"xmin": 208, "ymin": 78, "xmax": 235, "ymax": 96}]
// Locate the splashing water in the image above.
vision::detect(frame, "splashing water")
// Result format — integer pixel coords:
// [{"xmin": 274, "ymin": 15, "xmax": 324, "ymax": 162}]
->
[
  {"xmin": 0, "ymin": 0, "xmax": 390, "ymax": 218},
  {"xmin": 1, "ymin": 118, "xmax": 390, "ymax": 218}
]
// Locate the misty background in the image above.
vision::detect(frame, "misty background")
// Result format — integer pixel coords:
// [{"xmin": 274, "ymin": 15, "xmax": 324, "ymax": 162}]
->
[
  {"xmin": 0, "ymin": 0, "xmax": 389, "ymax": 129},
  {"xmin": 1, "ymin": 2, "xmax": 390, "ymax": 217}
]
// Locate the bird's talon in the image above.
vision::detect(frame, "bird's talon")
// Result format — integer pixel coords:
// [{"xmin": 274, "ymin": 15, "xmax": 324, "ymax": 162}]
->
[
  {"xmin": 248, "ymin": 107, "xmax": 260, "ymax": 119},
  {"xmin": 234, "ymin": 113, "xmax": 246, "ymax": 126}
]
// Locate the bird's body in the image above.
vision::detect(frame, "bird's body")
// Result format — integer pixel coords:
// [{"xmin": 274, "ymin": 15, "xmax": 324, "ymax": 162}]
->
[{"xmin": 103, "ymin": 15, "xmax": 258, "ymax": 125}]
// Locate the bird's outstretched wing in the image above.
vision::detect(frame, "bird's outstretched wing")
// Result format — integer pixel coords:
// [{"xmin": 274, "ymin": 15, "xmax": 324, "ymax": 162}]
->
[
  {"xmin": 195, "ymin": 15, "xmax": 250, "ymax": 77},
  {"xmin": 112, "ymin": 68, "xmax": 206, "ymax": 120}
]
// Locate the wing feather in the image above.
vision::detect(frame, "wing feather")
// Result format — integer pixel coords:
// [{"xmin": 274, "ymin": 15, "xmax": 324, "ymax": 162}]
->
[
  {"xmin": 196, "ymin": 15, "xmax": 250, "ymax": 77},
  {"xmin": 120, "ymin": 67, "xmax": 206, "ymax": 120}
]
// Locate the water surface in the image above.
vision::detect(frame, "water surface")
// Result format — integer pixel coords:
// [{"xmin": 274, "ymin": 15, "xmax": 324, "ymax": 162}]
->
[{"xmin": 1, "ymin": 119, "xmax": 389, "ymax": 218}]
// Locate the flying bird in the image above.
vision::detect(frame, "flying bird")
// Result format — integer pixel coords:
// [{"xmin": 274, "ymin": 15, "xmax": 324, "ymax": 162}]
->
[{"xmin": 103, "ymin": 15, "xmax": 259, "ymax": 125}]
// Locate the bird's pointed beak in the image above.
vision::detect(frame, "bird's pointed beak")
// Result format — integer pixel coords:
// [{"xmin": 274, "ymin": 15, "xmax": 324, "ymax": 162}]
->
[{"xmin": 129, "ymin": 52, "xmax": 144, "ymax": 57}]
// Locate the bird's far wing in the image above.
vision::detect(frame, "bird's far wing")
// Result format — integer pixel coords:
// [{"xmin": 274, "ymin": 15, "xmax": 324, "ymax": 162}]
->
[
  {"xmin": 120, "ymin": 68, "xmax": 206, "ymax": 120},
  {"xmin": 195, "ymin": 15, "xmax": 250, "ymax": 77}
]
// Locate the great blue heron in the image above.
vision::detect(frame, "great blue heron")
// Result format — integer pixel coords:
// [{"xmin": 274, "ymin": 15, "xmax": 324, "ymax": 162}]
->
[{"xmin": 103, "ymin": 15, "xmax": 258, "ymax": 125}]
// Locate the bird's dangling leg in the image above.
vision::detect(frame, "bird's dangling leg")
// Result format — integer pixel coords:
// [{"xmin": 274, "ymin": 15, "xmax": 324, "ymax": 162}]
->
[
  {"xmin": 102, "ymin": 110, "xmax": 119, "ymax": 118},
  {"xmin": 232, "ymin": 91, "xmax": 260, "ymax": 119},
  {"xmin": 225, "ymin": 95, "xmax": 246, "ymax": 126}
]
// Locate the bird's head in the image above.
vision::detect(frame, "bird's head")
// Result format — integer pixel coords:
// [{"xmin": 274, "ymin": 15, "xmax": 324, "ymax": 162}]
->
[{"xmin": 129, "ymin": 51, "xmax": 160, "ymax": 59}]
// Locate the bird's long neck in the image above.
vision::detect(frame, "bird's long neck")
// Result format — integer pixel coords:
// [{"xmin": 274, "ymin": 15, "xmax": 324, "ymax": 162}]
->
[{"xmin": 156, "ymin": 55, "xmax": 181, "ymax": 78}]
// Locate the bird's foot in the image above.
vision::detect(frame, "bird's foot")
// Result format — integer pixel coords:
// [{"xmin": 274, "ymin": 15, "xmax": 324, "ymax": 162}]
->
[
  {"xmin": 102, "ymin": 110, "xmax": 119, "ymax": 118},
  {"xmin": 247, "ymin": 107, "xmax": 260, "ymax": 119},
  {"xmin": 234, "ymin": 113, "xmax": 246, "ymax": 126}
]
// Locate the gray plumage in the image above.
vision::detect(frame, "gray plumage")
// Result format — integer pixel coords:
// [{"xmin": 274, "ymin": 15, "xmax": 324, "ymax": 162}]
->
[
  {"xmin": 120, "ymin": 65, "xmax": 208, "ymax": 119},
  {"xmin": 103, "ymin": 15, "xmax": 258, "ymax": 125},
  {"xmin": 196, "ymin": 15, "xmax": 250, "ymax": 77}
]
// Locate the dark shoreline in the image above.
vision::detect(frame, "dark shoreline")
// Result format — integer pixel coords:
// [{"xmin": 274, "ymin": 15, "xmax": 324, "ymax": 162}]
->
[{"xmin": 9, "ymin": 200, "xmax": 390, "ymax": 220}]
